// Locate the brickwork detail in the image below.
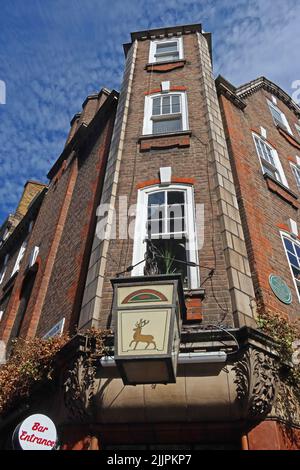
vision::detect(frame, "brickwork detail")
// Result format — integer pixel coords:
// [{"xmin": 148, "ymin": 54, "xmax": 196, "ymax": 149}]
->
[{"xmin": 197, "ymin": 33, "xmax": 255, "ymax": 327}]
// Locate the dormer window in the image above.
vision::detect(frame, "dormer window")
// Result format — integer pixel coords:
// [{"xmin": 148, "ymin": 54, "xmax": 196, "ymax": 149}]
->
[{"xmin": 149, "ymin": 38, "xmax": 183, "ymax": 64}]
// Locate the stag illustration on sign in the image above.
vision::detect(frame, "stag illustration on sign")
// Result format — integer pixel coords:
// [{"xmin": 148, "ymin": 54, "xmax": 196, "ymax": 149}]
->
[{"xmin": 129, "ymin": 319, "xmax": 157, "ymax": 350}]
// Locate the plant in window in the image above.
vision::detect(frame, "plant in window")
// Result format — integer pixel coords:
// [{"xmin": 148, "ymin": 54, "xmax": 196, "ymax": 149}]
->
[{"xmin": 132, "ymin": 185, "xmax": 199, "ymax": 289}]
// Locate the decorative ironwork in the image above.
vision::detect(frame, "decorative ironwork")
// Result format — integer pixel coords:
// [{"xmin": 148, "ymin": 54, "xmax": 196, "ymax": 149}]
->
[{"xmin": 144, "ymin": 242, "xmax": 159, "ymax": 275}]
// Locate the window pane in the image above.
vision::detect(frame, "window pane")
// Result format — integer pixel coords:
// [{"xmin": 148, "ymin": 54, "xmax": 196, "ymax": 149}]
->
[
  {"xmin": 292, "ymin": 165, "xmax": 300, "ymax": 188},
  {"xmin": 171, "ymin": 95, "xmax": 180, "ymax": 113},
  {"xmin": 167, "ymin": 191, "xmax": 185, "ymax": 204},
  {"xmin": 295, "ymin": 244, "xmax": 300, "ymax": 259},
  {"xmin": 148, "ymin": 192, "xmax": 165, "ymax": 206},
  {"xmin": 152, "ymin": 97, "xmax": 161, "ymax": 116},
  {"xmin": 156, "ymin": 42, "xmax": 178, "ymax": 53},
  {"xmin": 292, "ymin": 265, "xmax": 300, "ymax": 279},
  {"xmin": 153, "ymin": 117, "xmax": 182, "ymax": 134},
  {"xmin": 167, "ymin": 218, "xmax": 185, "ymax": 233},
  {"xmin": 284, "ymin": 238, "xmax": 295, "ymax": 254},
  {"xmin": 147, "ymin": 219, "xmax": 163, "ymax": 236},
  {"xmin": 162, "ymin": 96, "xmax": 171, "ymax": 115},
  {"xmin": 155, "ymin": 53, "xmax": 179, "ymax": 62},
  {"xmin": 254, "ymin": 137, "xmax": 263, "ymax": 158},
  {"xmin": 148, "ymin": 205, "xmax": 164, "ymax": 220},
  {"xmin": 288, "ymin": 252, "xmax": 299, "ymax": 268},
  {"xmin": 167, "ymin": 203, "xmax": 185, "ymax": 221},
  {"xmin": 270, "ymin": 104, "xmax": 285, "ymax": 127},
  {"xmin": 264, "ymin": 146, "xmax": 275, "ymax": 166}
]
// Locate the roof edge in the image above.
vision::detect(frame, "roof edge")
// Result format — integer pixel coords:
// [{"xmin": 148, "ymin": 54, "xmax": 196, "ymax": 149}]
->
[{"xmin": 216, "ymin": 75, "xmax": 300, "ymax": 118}]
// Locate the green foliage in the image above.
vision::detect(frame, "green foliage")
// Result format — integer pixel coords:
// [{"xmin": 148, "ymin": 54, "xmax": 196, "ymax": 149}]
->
[{"xmin": 257, "ymin": 309, "xmax": 300, "ymax": 388}]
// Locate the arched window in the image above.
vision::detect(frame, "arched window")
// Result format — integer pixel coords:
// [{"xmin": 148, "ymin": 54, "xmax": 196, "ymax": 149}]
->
[{"xmin": 132, "ymin": 184, "xmax": 199, "ymax": 289}]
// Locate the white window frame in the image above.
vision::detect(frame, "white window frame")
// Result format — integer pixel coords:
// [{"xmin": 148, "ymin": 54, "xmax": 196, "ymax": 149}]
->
[
  {"xmin": 0, "ymin": 254, "xmax": 9, "ymax": 285},
  {"xmin": 252, "ymin": 132, "xmax": 288, "ymax": 187},
  {"xmin": 132, "ymin": 184, "xmax": 200, "ymax": 289},
  {"xmin": 149, "ymin": 37, "xmax": 183, "ymax": 64},
  {"xmin": 295, "ymin": 123, "xmax": 300, "ymax": 139},
  {"xmin": 267, "ymin": 99, "xmax": 293, "ymax": 134},
  {"xmin": 281, "ymin": 231, "xmax": 300, "ymax": 302},
  {"xmin": 28, "ymin": 245, "xmax": 39, "ymax": 268},
  {"xmin": 290, "ymin": 163, "xmax": 300, "ymax": 190},
  {"xmin": 143, "ymin": 91, "xmax": 189, "ymax": 136},
  {"xmin": 11, "ymin": 241, "xmax": 27, "ymax": 277}
]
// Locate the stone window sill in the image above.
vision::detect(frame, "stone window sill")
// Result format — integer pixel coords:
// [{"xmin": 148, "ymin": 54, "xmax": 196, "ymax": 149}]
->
[
  {"xmin": 139, "ymin": 130, "xmax": 191, "ymax": 152},
  {"xmin": 145, "ymin": 59, "xmax": 186, "ymax": 73},
  {"xmin": 264, "ymin": 173, "xmax": 298, "ymax": 209}
]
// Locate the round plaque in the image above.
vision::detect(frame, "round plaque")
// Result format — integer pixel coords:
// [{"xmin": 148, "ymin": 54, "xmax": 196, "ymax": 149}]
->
[{"xmin": 269, "ymin": 274, "xmax": 292, "ymax": 304}]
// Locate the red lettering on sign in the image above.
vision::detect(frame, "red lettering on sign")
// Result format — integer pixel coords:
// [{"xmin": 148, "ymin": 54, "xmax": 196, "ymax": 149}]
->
[
  {"xmin": 32, "ymin": 422, "xmax": 48, "ymax": 432},
  {"xmin": 20, "ymin": 431, "xmax": 27, "ymax": 440}
]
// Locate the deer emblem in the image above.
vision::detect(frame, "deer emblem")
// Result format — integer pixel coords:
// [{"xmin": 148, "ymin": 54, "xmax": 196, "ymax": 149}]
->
[{"xmin": 129, "ymin": 319, "xmax": 157, "ymax": 350}]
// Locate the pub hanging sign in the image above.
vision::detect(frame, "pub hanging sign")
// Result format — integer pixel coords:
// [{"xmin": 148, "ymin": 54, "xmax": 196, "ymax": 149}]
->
[{"xmin": 111, "ymin": 274, "xmax": 185, "ymax": 386}]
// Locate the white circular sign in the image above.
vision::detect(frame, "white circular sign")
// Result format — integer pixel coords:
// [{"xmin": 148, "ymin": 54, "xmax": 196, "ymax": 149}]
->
[{"xmin": 15, "ymin": 414, "xmax": 57, "ymax": 450}]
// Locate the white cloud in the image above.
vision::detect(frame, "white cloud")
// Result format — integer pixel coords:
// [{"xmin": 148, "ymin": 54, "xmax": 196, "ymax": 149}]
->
[{"xmin": 0, "ymin": 0, "xmax": 299, "ymax": 223}]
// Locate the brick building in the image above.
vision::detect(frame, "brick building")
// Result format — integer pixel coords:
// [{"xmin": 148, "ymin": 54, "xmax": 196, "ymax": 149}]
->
[{"xmin": 0, "ymin": 24, "xmax": 300, "ymax": 450}]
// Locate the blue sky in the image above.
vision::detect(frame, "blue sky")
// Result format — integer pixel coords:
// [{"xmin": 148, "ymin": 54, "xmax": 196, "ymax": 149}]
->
[{"xmin": 0, "ymin": 0, "xmax": 299, "ymax": 224}]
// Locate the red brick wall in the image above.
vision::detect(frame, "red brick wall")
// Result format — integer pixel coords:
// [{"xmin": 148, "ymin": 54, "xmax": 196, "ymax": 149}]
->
[
  {"xmin": 35, "ymin": 115, "xmax": 115, "ymax": 336},
  {"xmin": 248, "ymin": 420, "xmax": 300, "ymax": 450},
  {"xmin": 0, "ymin": 97, "xmax": 116, "ymax": 341},
  {"xmin": 219, "ymin": 88, "xmax": 300, "ymax": 320}
]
